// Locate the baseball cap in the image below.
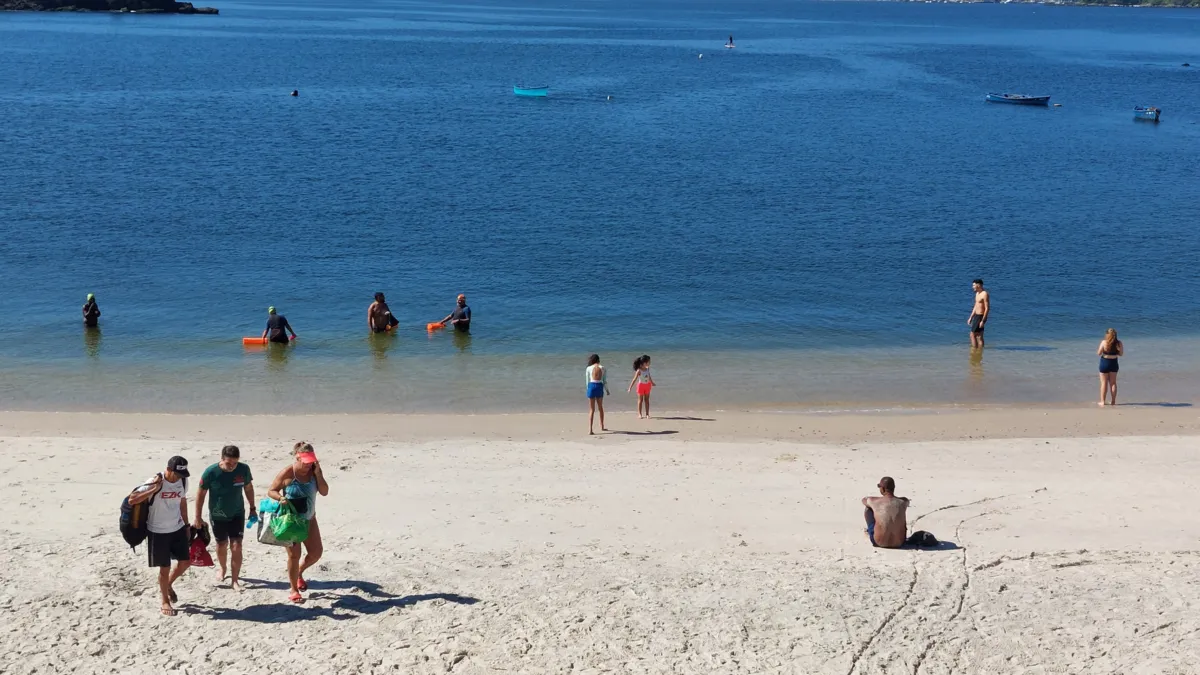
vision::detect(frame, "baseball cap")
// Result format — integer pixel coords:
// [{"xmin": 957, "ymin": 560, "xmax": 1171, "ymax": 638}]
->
[
  {"xmin": 167, "ymin": 455, "xmax": 190, "ymax": 477},
  {"xmin": 296, "ymin": 451, "xmax": 317, "ymax": 464}
]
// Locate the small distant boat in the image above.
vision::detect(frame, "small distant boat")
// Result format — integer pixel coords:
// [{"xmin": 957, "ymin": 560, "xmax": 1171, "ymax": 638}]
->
[
  {"xmin": 986, "ymin": 93, "xmax": 1051, "ymax": 106},
  {"xmin": 513, "ymin": 85, "xmax": 548, "ymax": 98},
  {"xmin": 1133, "ymin": 106, "xmax": 1161, "ymax": 122}
]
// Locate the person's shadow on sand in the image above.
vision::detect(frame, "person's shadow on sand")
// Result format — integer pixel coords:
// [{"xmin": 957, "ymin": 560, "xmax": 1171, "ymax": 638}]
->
[{"xmin": 183, "ymin": 580, "xmax": 478, "ymax": 623}]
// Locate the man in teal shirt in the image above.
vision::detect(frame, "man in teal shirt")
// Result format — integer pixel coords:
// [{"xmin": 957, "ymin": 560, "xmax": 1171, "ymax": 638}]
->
[{"xmin": 193, "ymin": 445, "xmax": 255, "ymax": 591}]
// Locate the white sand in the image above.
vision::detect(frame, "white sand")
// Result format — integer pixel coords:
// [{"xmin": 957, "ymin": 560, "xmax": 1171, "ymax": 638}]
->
[{"xmin": 0, "ymin": 409, "xmax": 1197, "ymax": 674}]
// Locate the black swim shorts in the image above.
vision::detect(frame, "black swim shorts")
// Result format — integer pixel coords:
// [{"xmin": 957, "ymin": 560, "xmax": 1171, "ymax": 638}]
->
[
  {"xmin": 147, "ymin": 527, "xmax": 189, "ymax": 568},
  {"xmin": 211, "ymin": 516, "xmax": 245, "ymax": 542},
  {"xmin": 969, "ymin": 314, "xmax": 985, "ymax": 334}
]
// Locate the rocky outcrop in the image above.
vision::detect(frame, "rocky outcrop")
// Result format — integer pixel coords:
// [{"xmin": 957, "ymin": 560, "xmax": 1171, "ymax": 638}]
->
[{"xmin": 1, "ymin": 0, "xmax": 217, "ymax": 12}]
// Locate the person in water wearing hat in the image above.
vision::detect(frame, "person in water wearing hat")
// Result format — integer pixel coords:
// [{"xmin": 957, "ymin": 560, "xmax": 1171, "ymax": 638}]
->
[
  {"xmin": 82, "ymin": 293, "xmax": 101, "ymax": 327},
  {"xmin": 440, "ymin": 294, "xmax": 471, "ymax": 333},
  {"xmin": 127, "ymin": 456, "xmax": 192, "ymax": 616},
  {"xmin": 267, "ymin": 442, "xmax": 329, "ymax": 603},
  {"xmin": 261, "ymin": 306, "xmax": 297, "ymax": 344}
]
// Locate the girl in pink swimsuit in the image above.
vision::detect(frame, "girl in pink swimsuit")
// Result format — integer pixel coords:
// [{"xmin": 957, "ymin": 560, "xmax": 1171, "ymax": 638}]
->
[{"xmin": 627, "ymin": 355, "xmax": 656, "ymax": 419}]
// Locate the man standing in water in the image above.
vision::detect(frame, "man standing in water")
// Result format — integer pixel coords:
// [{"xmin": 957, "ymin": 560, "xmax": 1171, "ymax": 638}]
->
[
  {"xmin": 368, "ymin": 292, "xmax": 399, "ymax": 333},
  {"xmin": 862, "ymin": 476, "xmax": 909, "ymax": 549},
  {"xmin": 440, "ymin": 293, "xmax": 471, "ymax": 333},
  {"xmin": 82, "ymin": 293, "xmax": 101, "ymax": 327},
  {"xmin": 967, "ymin": 279, "xmax": 989, "ymax": 348},
  {"xmin": 193, "ymin": 445, "xmax": 255, "ymax": 592},
  {"xmin": 262, "ymin": 306, "xmax": 297, "ymax": 344}
]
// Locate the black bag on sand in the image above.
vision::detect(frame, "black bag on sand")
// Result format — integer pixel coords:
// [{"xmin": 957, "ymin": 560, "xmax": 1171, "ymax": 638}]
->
[{"xmin": 906, "ymin": 531, "xmax": 939, "ymax": 548}]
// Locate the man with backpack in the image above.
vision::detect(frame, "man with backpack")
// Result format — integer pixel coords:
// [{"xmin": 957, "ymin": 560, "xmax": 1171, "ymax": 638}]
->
[
  {"xmin": 127, "ymin": 456, "xmax": 191, "ymax": 616},
  {"xmin": 193, "ymin": 445, "xmax": 255, "ymax": 592}
]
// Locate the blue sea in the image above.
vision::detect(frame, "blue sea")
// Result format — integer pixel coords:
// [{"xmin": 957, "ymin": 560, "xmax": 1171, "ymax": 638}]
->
[{"xmin": 1, "ymin": 0, "xmax": 1199, "ymax": 413}]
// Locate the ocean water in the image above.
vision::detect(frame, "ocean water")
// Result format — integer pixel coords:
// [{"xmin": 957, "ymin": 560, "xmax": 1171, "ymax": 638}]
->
[{"xmin": 1, "ymin": 0, "xmax": 1199, "ymax": 413}]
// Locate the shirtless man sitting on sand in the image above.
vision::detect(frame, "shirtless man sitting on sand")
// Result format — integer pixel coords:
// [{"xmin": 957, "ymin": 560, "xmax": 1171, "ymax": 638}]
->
[{"xmin": 863, "ymin": 476, "xmax": 909, "ymax": 548}]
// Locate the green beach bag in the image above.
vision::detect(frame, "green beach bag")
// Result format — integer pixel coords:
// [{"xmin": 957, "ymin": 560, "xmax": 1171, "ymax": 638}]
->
[{"xmin": 269, "ymin": 502, "xmax": 309, "ymax": 543}]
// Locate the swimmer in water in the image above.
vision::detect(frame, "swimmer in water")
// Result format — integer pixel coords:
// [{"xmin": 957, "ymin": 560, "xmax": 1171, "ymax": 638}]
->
[
  {"xmin": 368, "ymin": 292, "xmax": 399, "ymax": 333},
  {"xmin": 262, "ymin": 306, "xmax": 297, "ymax": 344},
  {"xmin": 82, "ymin": 293, "xmax": 101, "ymax": 327}
]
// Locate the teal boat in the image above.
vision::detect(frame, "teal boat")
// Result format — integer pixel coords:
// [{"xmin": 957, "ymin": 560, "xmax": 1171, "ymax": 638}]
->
[
  {"xmin": 513, "ymin": 85, "xmax": 548, "ymax": 98},
  {"xmin": 1133, "ymin": 106, "xmax": 1161, "ymax": 122}
]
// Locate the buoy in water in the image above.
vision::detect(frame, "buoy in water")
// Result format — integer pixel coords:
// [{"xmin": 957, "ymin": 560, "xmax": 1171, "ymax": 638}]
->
[
  {"xmin": 290, "ymin": 89, "xmax": 299, "ymax": 97},
  {"xmin": 698, "ymin": 53, "xmax": 703, "ymax": 59},
  {"xmin": 606, "ymin": 95, "xmax": 612, "ymax": 101}
]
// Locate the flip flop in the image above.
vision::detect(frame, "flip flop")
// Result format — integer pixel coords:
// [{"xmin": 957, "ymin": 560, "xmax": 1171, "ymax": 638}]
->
[
  {"xmin": 289, "ymin": 591, "xmax": 303, "ymax": 603},
  {"xmin": 161, "ymin": 607, "xmax": 177, "ymax": 617},
  {"xmin": 297, "ymin": 578, "xmax": 308, "ymax": 592}
]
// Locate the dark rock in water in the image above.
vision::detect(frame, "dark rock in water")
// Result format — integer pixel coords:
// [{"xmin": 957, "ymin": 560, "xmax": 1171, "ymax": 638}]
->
[
  {"xmin": 1184, "ymin": 63, "xmax": 1191, "ymax": 68},
  {"xmin": 1, "ymin": 0, "xmax": 217, "ymax": 12}
]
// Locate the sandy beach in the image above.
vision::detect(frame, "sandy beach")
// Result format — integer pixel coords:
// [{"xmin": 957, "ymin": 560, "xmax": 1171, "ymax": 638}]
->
[{"xmin": 0, "ymin": 407, "xmax": 1197, "ymax": 674}]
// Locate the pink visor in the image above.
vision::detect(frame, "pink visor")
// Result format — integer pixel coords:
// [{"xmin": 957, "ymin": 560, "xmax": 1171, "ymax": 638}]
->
[{"xmin": 296, "ymin": 452, "xmax": 317, "ymax": 464}]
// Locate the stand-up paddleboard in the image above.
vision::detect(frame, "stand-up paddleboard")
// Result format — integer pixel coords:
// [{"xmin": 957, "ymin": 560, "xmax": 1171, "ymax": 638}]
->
[{"xmin": 243, "ymin": 336, "xmax": 297, "ymax": 345}]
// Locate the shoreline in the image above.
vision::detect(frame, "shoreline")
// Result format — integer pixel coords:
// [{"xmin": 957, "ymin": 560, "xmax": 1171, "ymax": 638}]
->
[{"xmin": 3, "ymin": 403, "xmax": 1197, "ymax": 444}]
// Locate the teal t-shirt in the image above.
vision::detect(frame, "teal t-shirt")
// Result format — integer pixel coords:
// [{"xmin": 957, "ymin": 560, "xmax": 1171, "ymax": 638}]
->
[{"xmin": 199, "ymin": 463, "xmax": 253, "ymax": 521}]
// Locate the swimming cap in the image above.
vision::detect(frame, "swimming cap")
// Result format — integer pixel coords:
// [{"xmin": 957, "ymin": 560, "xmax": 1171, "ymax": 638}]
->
[
  {"xmin": 268, "ymin": 306, "xmax": 276, "ymax": 314},
  {"xmin": 86, "ymin": 293, "xmax": 94, "ymax": 301}
]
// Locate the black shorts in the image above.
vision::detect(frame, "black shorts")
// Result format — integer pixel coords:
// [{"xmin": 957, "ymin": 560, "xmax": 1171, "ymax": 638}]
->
[
  {"xmin": 969, "ymin": 314, "xmax": 985, "ymax": 334},
  {"xmin": 211, "ymin": 516, "xmax": 245, "ymax": 542},
  {"xmin": 147, "ymin": 527, "xmax": 189, "ymax": 568}
]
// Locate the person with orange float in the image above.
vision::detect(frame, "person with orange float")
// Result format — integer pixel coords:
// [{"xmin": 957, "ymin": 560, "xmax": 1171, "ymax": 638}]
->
[
  {"xmin": 439, "ymin": 293, "xmax": 471, "ymax": 333},
  {"xmin": 267, "ymin": 442, "xmax": 329, "ymax": 603},
  {"xmin": 261, "ymin": 306, "xmax": 297, "ymax": 344}
]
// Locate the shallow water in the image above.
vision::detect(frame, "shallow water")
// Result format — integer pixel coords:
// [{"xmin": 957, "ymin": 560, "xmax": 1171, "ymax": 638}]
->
[{"xmin": 1, "ymin": 0, "xmax": 1198, "ymax": 413}]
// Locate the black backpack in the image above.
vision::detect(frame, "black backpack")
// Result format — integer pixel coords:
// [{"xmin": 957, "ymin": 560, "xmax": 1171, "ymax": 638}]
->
[
  {"xmin": 905, "ymin": 530, "xmax": 939, "ymax": 548},
  {"xmin": 119, "ymin": 473, "xmax": 186, "ymax": 549},
  {"xmin": 120, "ymin": 480, "xmax": 156, "ymax": 549}
]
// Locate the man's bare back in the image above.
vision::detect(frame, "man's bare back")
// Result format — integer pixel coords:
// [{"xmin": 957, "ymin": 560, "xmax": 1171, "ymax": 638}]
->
[{"xmin": 863, "ymin": 476, "xmax": 909, "ymax": 549}]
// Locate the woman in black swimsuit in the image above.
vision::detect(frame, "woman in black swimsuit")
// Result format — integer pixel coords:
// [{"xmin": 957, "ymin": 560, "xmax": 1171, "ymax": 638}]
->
[{"xmin": 1097, "ymin": 328, "xmax": 1123, "ymax": 406}]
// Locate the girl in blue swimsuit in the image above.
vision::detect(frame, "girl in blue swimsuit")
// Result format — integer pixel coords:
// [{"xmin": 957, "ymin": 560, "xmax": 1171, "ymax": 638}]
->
[
  {"xmin": 1097, "ymin": 328, "xmax": 1123, "ymax": 406},
  {"xmin": 585, "ymin": 354, "xmax": 608, "ymax": 435}
]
